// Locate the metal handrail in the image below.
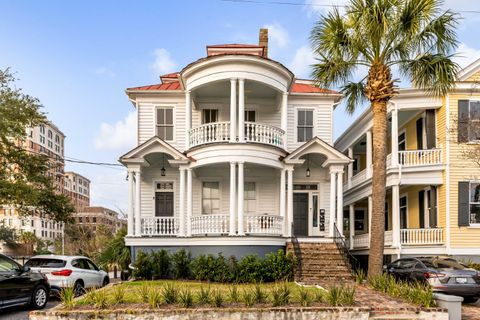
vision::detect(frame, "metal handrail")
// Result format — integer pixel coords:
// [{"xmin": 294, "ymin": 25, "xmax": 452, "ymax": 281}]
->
[{"xmin": 333, "ymin": 223, "xmax": 359, "ymax": 272}]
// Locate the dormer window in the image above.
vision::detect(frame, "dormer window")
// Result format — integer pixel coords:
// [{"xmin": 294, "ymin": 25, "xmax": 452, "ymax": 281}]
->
[{"xmin": 156, "ymin": 107, "xmax": 174, "ymax": 141}]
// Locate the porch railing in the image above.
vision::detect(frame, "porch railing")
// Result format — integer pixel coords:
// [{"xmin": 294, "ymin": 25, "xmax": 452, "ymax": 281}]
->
[
  {"xmin": 189, "ymin": 122, "xmax": 230, "ymax": 148},
  {"xmin": 244, "ymin": 122, "xmax": 285, "ymax": 148},
  {"xmin": 401, "ymin": 228, "xmax": 444, "ymax": 245},
  {"xmin": 398, "ymin": 149, "xmax": 442, "ymax": 166},
  {"xmin": 352, "ymin": 233, "xmax": 369, "ymax": 248},
  {"xmin": 245, "ymin": 214, "xmax": 283, "ymax": 235},
  {"xmin": 141, "ymin": 217, "xmax": 178, "ymax": 236},
  {"xmin": 191, "ymin": 214, "xmax": 230, "ymax": 235},
  {"xmin": 385, "ymin": 230, "xmax": 393, "ymax": 246},
  {"xmin": 350, "ymin": 169, "xmax": 367, "ymax": 189}
]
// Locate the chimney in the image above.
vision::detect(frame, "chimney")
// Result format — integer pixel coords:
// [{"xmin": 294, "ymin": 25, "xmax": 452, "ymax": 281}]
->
[{"xmin": 259, "ymin": 28, "xmax": 268, "ymax": 57}]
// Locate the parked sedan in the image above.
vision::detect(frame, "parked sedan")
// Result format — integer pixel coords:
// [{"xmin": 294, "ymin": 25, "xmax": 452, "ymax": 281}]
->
[
  {"xmin": 385, "ymin": 256, "xmax": 480, "ymax": 302},
  {"xmin": 0, "ymin": 253, "xmax": 50, "ymax": 310},
  {"xmin": 25, "ymin": 255, "xmax": 109, "ymax": 296}
]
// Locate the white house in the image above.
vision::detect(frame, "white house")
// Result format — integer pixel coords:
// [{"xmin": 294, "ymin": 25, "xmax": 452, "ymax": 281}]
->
[{"xmin": 120, "ymin": 29, "xmax": 351, "ymax": 261}]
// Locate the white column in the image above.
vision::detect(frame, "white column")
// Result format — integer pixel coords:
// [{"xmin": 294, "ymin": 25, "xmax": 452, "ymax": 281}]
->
[
  {"xmin": 281, "ymin": 92, "xmax": 288, "ymax": 147},
  {"xmin": 392, "ymin": 185, "xmax": 400, "ymax": 247},
  {"xmin": 185, "ymin": 90, "xmax": 191, "ymax": 150},
  {"xmin": 230, "ymin": 79, "xmax": 237, "ymax": 143},
  {"xmin": 237, "ymin": 162, "xmax": 245, "ymax": 235},
  {"xmin": 286, "ymin": 167, "xmax": 294, "ymax": 237},
  {"xmin": 391, "ymin": 108, "xmax": 399, "ymax": 167},
  {"xmin": 336, "ymin": 171, "xmax": 344, "ymax": 236},
  {"xmin": 347, "ymin": 147, "xmax": 353, "ymax": 188},
  {"xmin": 238, "ymin": 79, "xmax": 245, "ymax": 142},
  {"xmin": 349, "ymin": 204, "xmax": 355, "ymax": 250},
  {"xmin": 186, "ymin": 168, "xmax": 193, "ymax": 237},
  {"xmin": 179, "ymin": 167, "xmax": 186, "ymax": 237},
  {"xmin": 229, "ymin": 162, "xmax": 237, "ymax": 235},
  {"xmin": 279, "ymin": 169, "xmax": 286, "ymax": 236},
  {"xmin": 366, "ymin": 130, "xmax": 373, "ymax": 178},
  {"xmin": 127, "ymin": 170, "xmax": 134, "ymax": 237},
  {"xmin": 329, "ymin": 171, "xmax": 336, "ymax": 237},
  {"xmin": 134, "ymin": 169, "xmax": 141, "ymax": 236},
  {"xmin": 368, "ymin": 196, "xmax": 373, "ymax": 245}
]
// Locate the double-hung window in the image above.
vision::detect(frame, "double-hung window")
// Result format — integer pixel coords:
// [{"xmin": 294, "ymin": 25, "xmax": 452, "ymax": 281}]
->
[
  {"xmin": 297, "ymin": 110, "xmax": 314, "ymax": 142},
  {"xmin": 470, "ymin": 182, "xmax": 480, "ymax": 224},
  {"xmin": 244, "ymin": 182, "xmax": 256, "ymax": 213},
  {"xmin": 398, "ymin": 131, "xmax": 406, "ymax": 151},
  {"xmin": 156, "ymin": 107, "xmax": 174, "ymax": 141},
  {"xmin": 202, "ymin": 182, "xmax": 220, "ymax": 214},
  {"xmin": 202, "ymin": 109, "xmax": 218, "ymax": 124}
]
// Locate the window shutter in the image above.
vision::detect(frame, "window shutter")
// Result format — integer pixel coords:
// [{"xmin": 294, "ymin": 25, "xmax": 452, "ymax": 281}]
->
[
  {"xmin": 416, "ymin": 118, "xmax": 424, "ymax": 150},
  {"xmin": 425, "ymin": 110, "xmax": 436, "ymax": 149},
  {"xmin": 458, "ymin": 181, "xmax": 470, "ymax": 226},
  {"xmin": 429, "ymin": 186, "xmax": 438, "ymax": 228},
  {"xmin": 418, "ymin": 190, "xmax": 425, "ymax": 228},
  {"xmin": 458, "ymin": 100, "xmax": 469, "ymax": 143}
]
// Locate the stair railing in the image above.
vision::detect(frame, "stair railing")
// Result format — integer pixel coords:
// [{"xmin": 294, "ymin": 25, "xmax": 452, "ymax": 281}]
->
[
  {"xmin": 333, "ymin": 223, "xmax": 359, "ymax": 273},
  {"xmin": 290, "ymin": 222, "xmax": 302, "ymax": 280}
]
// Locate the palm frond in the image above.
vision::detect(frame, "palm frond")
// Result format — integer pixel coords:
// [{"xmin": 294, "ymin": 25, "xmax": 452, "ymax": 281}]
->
[
  {"xmin": 310, "ymin": 55, "xmax": 358, "ymax": 88},
  {"xmin": 400, "ymin": 53, "xmax": 460, "ymax": 97},
  {"xmin": 341, "ymin": 81, "xmax": 367, "ymax": 114}
]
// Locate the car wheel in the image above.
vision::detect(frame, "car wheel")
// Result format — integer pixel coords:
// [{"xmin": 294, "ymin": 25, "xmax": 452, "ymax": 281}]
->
[
  {"xmin": 31, "ymin": 285, "xmax": 48, "ymax": 309},
  {"xmin": 73, "ymin": 280, "xmax": 85, "ymax": 297},
  {"xmin": 463, "ymin": 297, "xmax": 479, "ymax": 304},
  {"xmin": 102, "ymin": 277, "xmax": 109, "ymax": 287}
]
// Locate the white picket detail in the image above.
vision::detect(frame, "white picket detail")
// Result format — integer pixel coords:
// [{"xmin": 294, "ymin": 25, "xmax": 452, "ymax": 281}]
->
[
  {"xmin": 141, "ymin": 217, "xmax": 178, "ymax": 236},
  {"xmin": 191, "ymin": 214, "xmax": 230, "ymax": 235},
  {"xmin": 189, "ymin": 122, "xmax": 230, "ymax": 148},
  {"xmin": 398, "ymin": 149, "xmax": 442, "ymax": 166},
  {"xmin": 245, "ymin": 214, "xmax": 283, "ymax": 235},
  {"xmin": 401, "ymin": 228, "xmax": 444, "ymax": 245},
  {"xmin": 244, "ymin": 122, "xmax": 285, "ymax": 147}
]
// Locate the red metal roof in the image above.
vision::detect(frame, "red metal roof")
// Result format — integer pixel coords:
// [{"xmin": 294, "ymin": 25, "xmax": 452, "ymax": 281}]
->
[
  {"xmin": 127, "ymin": 81, "xmax": 181, "ymax": 91},
  {"xmin": 207, "ymin": 44, "xmax": 263, "ymax": 48},
  {"xmin": 291, "ymin": 82, "xmax": 338, "ymax": 94}
]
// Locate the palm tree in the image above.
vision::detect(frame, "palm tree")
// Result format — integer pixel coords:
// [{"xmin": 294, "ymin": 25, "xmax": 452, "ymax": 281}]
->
[
  {"xmin": 19, "ymin": 231, "xmax": 37, "ymax": 256},
  {"xmin": 98, "ymin": 228, "xmax": 131, "ymax": 273},
  {"xmin": 310, "ymin": 0, "xmax": 459, "ymax": 276}
]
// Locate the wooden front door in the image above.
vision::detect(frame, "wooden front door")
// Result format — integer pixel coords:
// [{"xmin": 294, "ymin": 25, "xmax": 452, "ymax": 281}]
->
[
  {"xmin": 293, "ymin": 193, "xmax": 309, "ymax": 236},
  {"xmin": 155, "ymin": 192, "xmax": 174, "ymax": 217}
]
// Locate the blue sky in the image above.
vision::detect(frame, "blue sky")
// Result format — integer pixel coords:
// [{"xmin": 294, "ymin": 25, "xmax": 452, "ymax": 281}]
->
[{"xmin": 1, "ymin": 0, "xmax": 480, "ymax": 214}]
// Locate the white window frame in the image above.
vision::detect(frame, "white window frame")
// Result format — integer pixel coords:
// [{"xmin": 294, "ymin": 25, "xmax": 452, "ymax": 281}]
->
[
  {"xmin": 155, "ymin": 106, "xmax": 175, "ymax": 142},
  {"xmin": 202, "ymin": 181, "xmax": 221, "ymax": 215},
  {"xmin": 469, "ymin": 181, "xmax": 480, "ymax": 225},
  {"xmin": 468, "ymin": 100, "xmax": 480, "ymax": 143},
  {"xmin": 399, "ymin": 193, "xmax": 408, "ymax": 229},
  {"xmin": 398, "ymin": 129, "xmax": 407, "ymax": 151},
  {"xmin": 295, "ymin": 107, "xmax": 316, "ymax": 143},
  {"xmin": 244, "ymin": 181, "xmax": 257, "ymax": 214},
  {"xmin": 151, "ymin": 180, "xmax": 175, "ymax": 217}
]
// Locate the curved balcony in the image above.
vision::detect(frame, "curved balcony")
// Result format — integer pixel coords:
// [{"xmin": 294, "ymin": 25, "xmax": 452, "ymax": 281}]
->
[{"xmin": 189, "ymin": 122, "xmax": 285, "ymax": 149}]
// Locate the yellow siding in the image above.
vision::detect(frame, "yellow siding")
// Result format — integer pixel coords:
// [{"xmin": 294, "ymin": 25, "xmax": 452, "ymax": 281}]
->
[
  {"xmin": 400, "ymin": 114, "xmax": 422, "ymax": 150},
  {"xmin": 446, "ymin": 94, "xmax": 480, "ymax": 248},
  {"xmin": 401, "ymin": 185, "xmax": 423, "ymax": 228},
  {"xmin": 465, "ymin": 71, "xmax": 480, "ymax": 82},
  {"xmin": 359, "ymin": 154, "xmax": 366, "ymax": 171}
]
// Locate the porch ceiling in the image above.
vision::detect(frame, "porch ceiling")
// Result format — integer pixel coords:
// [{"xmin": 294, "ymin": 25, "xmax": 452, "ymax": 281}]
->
[{"xmin": 193, "ymin": 79, "xmax": 278, "ymax": 99}]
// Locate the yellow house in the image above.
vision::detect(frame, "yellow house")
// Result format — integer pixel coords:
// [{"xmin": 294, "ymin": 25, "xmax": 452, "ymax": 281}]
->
[{"xmin": 334, "ymin": 58, "xmax": 480, "ymax": 262}]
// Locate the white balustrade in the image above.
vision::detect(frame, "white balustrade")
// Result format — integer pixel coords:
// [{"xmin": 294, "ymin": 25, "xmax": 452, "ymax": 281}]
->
[
  {"xmin": 141, "ymin": 217, "xmax": 178, "ymax": 236},
  {"xmin": 244, "ymin": 122, "xmax": 285, "ymax": 147},
  {"xmin": 352, "ymin": 233, "xmax": 370, "ymax": 248},
  {"xmin": 349, "ymin": 169, "xmax": 367, "ymax": 189},
  {"xmin": 398, "ymin": 149, "xmax": 442, "ymax": 166},
  {"xmin": 400, "ymin": 228, "xmax": 444, "ymax": 245},
  {"xmin": 189, "ymin": 122, "xmax": 230, "ymax": 148},
  {"xmin": 244, "ymin": 214, "xmax": 283, "ymax": 235},
  {"xmin": 191, "ymin": 214, "xmax": 230, "ymax": 235},
  {"xmin": 384, "ymin": 230, "xmax": 393, "ymax": 246}
]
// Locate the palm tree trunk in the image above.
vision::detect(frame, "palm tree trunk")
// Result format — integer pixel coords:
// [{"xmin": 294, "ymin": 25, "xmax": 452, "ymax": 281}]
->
[{"xmin": 368, "ymin": 100, "xmax": 387, "ymax": 276}]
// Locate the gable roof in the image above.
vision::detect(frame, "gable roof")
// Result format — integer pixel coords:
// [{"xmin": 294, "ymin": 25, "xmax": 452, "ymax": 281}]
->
[
  {"xmin": 119, "ymin": 136, "xmax": 188, "ymax": 164},
  {"xmin": 457, "ymin": 57, "xmax": 480, "ymax": 82},
  {"xmin": 126, "ymin": 82, "xmax": 181, "ymax": 92},
  {"xmin": 285, "ymin": 136, "xmax": 351, "ymax": 166}
]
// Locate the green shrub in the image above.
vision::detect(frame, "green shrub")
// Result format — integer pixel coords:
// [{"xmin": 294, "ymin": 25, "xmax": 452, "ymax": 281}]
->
[
  {"xmin": 59, "ymin": 286, "xmax": 76, "ymax": 308},
  {"xmin": 228, "ymin": 284, "xmax": 240, "ymax": 303},
  {"xmin": 313, "ymin": 288, "xmax": 326, "ymax": 303},
  {"xmin": 112, "ymin": 285, "xmax": 126, "ymax": 304},
  {"xmin": 172, "ymin": 249, "xmax": 191, "ymax": 279},
  {"xmin": 271, "ymin": 282, "xmax": 291, "ymax": 306},
  {"xmin": 228, "ymin": 255, "xmax": 240, "ymax": 282},
  {"xmin": 191, "ymin": 254, "xmax": 216, "ymax": 281},
  {"xmin": 214, "ymin": 254, "xmax": 233, "ymax": 282},
  {"xmin": 326, "ymin": 284, "xmax": 342, "ymax": 306},
  {"xmin": 264, "ymin": 250, "xmax": 296, "ymax": 282},
  {"xmin": 197, "ymin": 285, "xmax": 211, "ymax": 304},
  {"xmin": 81, "ymin": 288, "xmax": 97, "ymax": 305},
  {"xmin": 211, "ymin": 289, "xmax": 224, "ymax": 307},
  {"xmin": 161, "ymin": 282, "xmax": 179, "ymax": 304},
  {"xmin": 340, "ymin": 286, "xmax": 356, "ymax": 306},
  {"xmin": 151, "ymin": 250, "xmax": 170, "ymax": 279},
  {"xmin": 238, "ymin": 255, "xmax": 266, "ymax": 283},
  {"xmin": 242, "ymin": 289, "xmax": 255, "ymax": 307},
  {"xmin": 133, "ymin": 251, "xmax": 152, "ymax": 280},
  {"xmin": 179, "ymin": 288, "xmax": 194, "ymax": 308},
  {"xmin": 253, "ymin": 283, "xmax": 267, "ymax": 304},
  {"xmin": 147, "ymin": 288, "xmax": 162, "ymax": 308},
  {"xmin": 138, "ymin": 283, "xmax": 151, "ymax": 303},
  {"xmin": 93, "ymin": 289, "xmax": 109, "ymax": 309},
  {"xmin": 354, "ymin": 268, "xmax": 366, "ymax": 284},
  {"xmin": 298, "ymin": 287, "xmax": 311, "ymax": 307}
]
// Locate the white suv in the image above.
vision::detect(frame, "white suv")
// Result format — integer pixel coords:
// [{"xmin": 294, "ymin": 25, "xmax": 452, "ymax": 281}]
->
[{"xmin": 25, "ymin": 255, "xmax": 109, "ymax": 295}]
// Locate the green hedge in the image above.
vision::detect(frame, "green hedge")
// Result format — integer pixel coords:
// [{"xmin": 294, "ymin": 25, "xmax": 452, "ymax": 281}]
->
[{"xmin": 133, "ymin": 249, "xmax": 296, "ymax": 283}]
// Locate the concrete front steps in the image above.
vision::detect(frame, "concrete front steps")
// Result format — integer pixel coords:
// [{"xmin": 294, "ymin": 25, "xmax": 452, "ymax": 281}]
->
[{"xmin": 286, "ymin": 241, "xmax": 354, "ymax": 284}]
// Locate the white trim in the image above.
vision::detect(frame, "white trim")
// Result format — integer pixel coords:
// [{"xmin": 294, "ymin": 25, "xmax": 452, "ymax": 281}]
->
[
  {"xmin": 400, "ymin": 193, "xmax": 409, "ymax": 228},
  {"xmin": 294, "ymin": 106, "xmax": 316, "ymax": 143},
  {"xmin": 152, "ymin": 180, "xmax": 176, "ymax": 217},
  {"xmin": 446, "ymin": 94, "xmax": 451, "ymax": 254},
  {"xmin": 457, "ymin": 57, "xmax": 480, "ymax": 81},
  {"xmin": 200, "ymin": 179, "xmax": 223, "ymax": 215},
  {"xmin": 398, "ymin": 128, "xmax": 407, "ymax": 151},
  {"xmin": 155, "ymin": 105, "xmax": 176, "ymax": 143}
]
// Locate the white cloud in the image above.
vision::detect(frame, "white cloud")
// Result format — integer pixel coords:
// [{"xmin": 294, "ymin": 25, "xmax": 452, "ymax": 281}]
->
[
  {"xmin": 263, "ymin": 23, "xmax": 289, "ymax": 49},
  {"xmin": 94, "ymin": 112, "xmax": 137, "ymax": 151},
  {"xmin": 306, "ymin": 0, "xmax": 347, "ymax": 17},
  {"xmin": 94, "ymin": 67, "xmax": 115, "ymax": 78},
  {"xmin": 454, "ymin": 43, "xmax": 480, "ymax": 69},
  {"xmin": 152, "ymin": 48, "xmax": 176, "ymax": 74},
  {"xmin": 289, "ymin": 45, "xmax": 316, "ymax": 78}
]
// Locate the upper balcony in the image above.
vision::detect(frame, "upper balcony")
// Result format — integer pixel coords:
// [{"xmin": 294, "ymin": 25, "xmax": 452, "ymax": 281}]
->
[{"xmin": 189, "ymin": 121, "xmax": 285, "ymax": 149}]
